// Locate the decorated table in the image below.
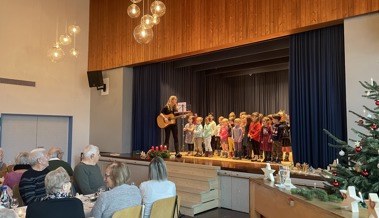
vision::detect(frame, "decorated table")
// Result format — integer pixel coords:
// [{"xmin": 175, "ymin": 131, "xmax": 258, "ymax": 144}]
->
[{"xmin": 250, "ymin": 178, "xmax": 368, "ymax": 218}]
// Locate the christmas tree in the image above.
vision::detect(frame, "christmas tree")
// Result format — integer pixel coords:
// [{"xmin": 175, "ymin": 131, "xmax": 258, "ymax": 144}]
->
[{"xmin": 323, "ymin": 80, "xmax": 379, "ymax": 199}]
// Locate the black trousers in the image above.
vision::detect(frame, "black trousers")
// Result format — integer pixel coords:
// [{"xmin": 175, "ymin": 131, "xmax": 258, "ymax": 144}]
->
[{"xmin": 164, "ymin": 124, "xmax": 179, "ymax": 153}]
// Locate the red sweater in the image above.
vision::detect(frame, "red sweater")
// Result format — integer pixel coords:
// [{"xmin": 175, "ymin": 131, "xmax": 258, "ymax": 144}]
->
[
  {"xmin": 219, "ymin": 126, "xmax": 229, "ymax": 141},
  {"xmin": 249, "ymin": 122, "xmax": 261, "ymax": 142}
]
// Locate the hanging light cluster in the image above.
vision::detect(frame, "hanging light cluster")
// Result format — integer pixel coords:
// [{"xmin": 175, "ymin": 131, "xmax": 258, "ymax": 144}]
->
[
  {"xmin": 47, "ymin": 21, "xmax": 81, "ymax": 63},
  {"xmin": 127, "ymin": 0, "xmax": 166, "ymax": 44}
]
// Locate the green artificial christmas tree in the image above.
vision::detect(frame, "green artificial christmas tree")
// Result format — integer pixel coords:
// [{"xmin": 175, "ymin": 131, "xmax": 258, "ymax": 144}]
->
[{"xmin": 322, "ymin": 80, "xmax": 379, "ymax": 199}]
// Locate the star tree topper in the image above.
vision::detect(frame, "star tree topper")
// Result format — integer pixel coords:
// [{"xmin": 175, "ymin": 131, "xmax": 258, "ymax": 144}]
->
[
  {"xmin": 261, "ymin": 163, "xmax": 275, "ymax": 182},
  {"xmin": 340, "ymin": 186, "xmax": 362, "ymax": 213},
  {"xmin": 365, "ymin": 193, "xmax": 379, "ymax": 218}
]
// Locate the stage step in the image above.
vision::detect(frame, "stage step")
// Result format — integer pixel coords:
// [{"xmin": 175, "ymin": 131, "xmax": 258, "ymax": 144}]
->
[
  {"xmin": 177, "ymin": 189, "xmax": 218, "ymax": 204},
  {"xmin": 167, "ymin": 163, "xmax": 218, "ymax": 177},
  {"xmin": 180, "ymin": 199, "xmax": 220, "ymax": 217},
  {"xmin": 168, "ymin": 176, "xmax": 219, "ymax": 190},
  {"xmin": 166, "ymin": 161, "xmax": 220, "ymax": 217}
]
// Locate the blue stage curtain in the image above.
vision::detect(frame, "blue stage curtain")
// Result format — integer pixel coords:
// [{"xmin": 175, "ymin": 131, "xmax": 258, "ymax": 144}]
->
[
  {"xmin": 289, "ymin": 25, "xmax": 347, "ymax": 168},
  {"xmin": 132, "ymin": 64, "xmax": 161, "ymax": 152}
]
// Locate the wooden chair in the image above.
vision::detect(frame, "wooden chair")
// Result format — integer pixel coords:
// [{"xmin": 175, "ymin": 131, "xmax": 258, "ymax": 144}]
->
[
  {"xmin": 12, "ymin": 184, "xmax": 24, "ymax": 207},
  {"xmin": 112, "ymin": 204, "xmax": 144, "ymax": 218},
  {"xmin": 149, "ymin": 196, "xmax": 181, "ymax": 218},
  {"xmin": 7, "ymin": 164, "xmax": 15, "ymax": 172}
]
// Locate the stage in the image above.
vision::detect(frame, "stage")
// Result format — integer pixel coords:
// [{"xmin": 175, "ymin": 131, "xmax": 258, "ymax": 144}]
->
[{"xmin": 100, "ymin": 151, "xmax": 322, "ymax": 181}]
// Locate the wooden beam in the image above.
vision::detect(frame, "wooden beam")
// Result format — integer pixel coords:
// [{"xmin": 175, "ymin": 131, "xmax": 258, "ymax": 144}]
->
[
  {"xmin": 193, "ymin": 48, "xmax": 289, "ymax": 72},
  {"xmin": 173, "ymin": 37, "xmax": 289, "ymax": 68},
  {"xmin": 206, "ymin": 57, "xmax": 289, "ymax": 75},
  {"xmin": 220, "ymin": 64, "xmax": 289, "ymax": 78}
]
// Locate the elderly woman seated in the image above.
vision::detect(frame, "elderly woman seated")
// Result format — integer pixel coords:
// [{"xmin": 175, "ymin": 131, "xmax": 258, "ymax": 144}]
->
[
  {"xmin": 3, "ymin": 152, "xmax": 30, "ymax": 189},
  {"xmin": 90, "ymin": 161, "xmax": 141, "ymax": 218},
  {"xmin": 140, "ymin": 157, "xmax": 176, "ymax": 218},
  {"xmin": 26, "ymin": 167, "xmax": 85, "ymax": 218}
]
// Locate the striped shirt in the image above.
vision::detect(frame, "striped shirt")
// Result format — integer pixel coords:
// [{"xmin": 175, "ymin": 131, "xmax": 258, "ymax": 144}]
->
[{"xmin": 19, "ymin": 168, "xmax": 50, "ymax": 205}]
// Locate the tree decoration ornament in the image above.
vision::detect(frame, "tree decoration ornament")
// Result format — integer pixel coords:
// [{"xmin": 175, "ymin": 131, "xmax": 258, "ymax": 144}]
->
[
  {"xmin": 322, "ymin": 79, "xmax": 379, "ymax": 199},
  {"xmin": 339, "ymin": 150, "xmax": 345, "ymax": 156},
  {"xmin": 333, "ymin": 180, "xmax": 339, "ymax": 187},
  {"xmin": 362, "ymin": 169, "xmax": 369, "ymax": 177},
  {"xmin": 332, "ymin": 171, "xmax": 337, "ymax": 176}
]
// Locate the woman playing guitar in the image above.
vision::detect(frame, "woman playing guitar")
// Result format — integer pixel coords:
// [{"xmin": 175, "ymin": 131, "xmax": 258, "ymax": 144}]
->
[{"xmin": 160, "ymin": 96, "xmax": 182, "ymax": 158}]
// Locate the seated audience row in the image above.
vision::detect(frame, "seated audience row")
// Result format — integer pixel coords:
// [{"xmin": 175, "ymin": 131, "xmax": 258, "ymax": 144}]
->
[{"xmin": 1, "ymin": 144, "xmax": 176, "ymax": 218}]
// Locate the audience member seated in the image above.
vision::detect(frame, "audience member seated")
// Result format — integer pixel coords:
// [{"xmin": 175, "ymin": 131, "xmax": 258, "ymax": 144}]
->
[
  {"xmin": 19, "ymin": 148, "xmax": 50, "ymax": 205},
  {"xmin": 47, "ymin": 147, "xmax": 73, "ymax": 176},
  {"xmin": 3, "ymin": 152, "xmax": 30, "ymax": 189},
  {"xmin": 73, "ymin": 144, "xmax": 105, "ymax": 195},
  {"xmin": 0, "ymin": 208, "xmax": 18, "ymax": 218},
  {"xmin": 0, "ymin": 148, "xmax": 7, "ymax": 177},
  {"xmin": 140, "ymin": 157, "xmax": 176, "ymax": 218},
  {"xmin": 26, "ymin": 167, "xmax": 85, "ymax": 218},
  {"xmin": 90, "ymin": 162, "xmax": 141, "ymax": 218}
]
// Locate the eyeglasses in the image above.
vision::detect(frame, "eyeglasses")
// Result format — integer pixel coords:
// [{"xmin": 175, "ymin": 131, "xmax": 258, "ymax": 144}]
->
[{"xmin": 104, "ymin": 173, "xmax": 111, "ymax": 178}]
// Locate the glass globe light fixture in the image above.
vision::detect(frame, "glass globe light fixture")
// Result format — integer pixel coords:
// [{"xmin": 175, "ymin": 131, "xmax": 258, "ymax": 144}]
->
[
  {"xmin": 59, "ymin": 34, "xmax": 72, "ymax": 45},
  {"xmin": 133, "ymin": 24, "xmax": 153, "ymax": 44},
  {"xmin": 48, "ymin": 43, "xmax": 65, "ymax": 63},
  {"xmin": 68, "ymin": 25, "xmax": 81, "ymax": 35},
  {"xmin": 127, "ymin": 4, "xmax": 141, "ymax": 18},
  {"xmin": 141, "ymin": 14, "xmax": 154, "ymax": 29},
  {"xmin": 70, "ymin": 48, "xmax": 79, "ymax": 58},
  {"xmin": 152, "ymin": 14, "xmax": 160, "ymax": 25},
  {"xmin": 151, "ymin": 1, "xmax": 166, "ymax": 17},
  {"xmin": 131, "ymin": 0, "xmax": 142, "ymax": 3}
]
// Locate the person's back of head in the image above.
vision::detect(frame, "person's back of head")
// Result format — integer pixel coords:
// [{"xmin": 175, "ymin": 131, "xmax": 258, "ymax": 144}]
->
[
  {"xmin": 29, "ymin": 148, "xmax": 46, "ymax": 167},
  {"xmin": 148, "ymin": 157, "xmax": 168, "ymax": 181},
  {"xmin": 45, "ymin": 167, "xmax": 70, "ymax": 195},
  {"xmin": 107, "ymin": 162, "xmax": 131, "ymax": 187},
  {"xmin": 48, "ymin": 147, "xmax": 64, "ymax": 160},
  {"xmin": 15, "ymin": 152, "xmax": 30, "ymax": 165},
  {"xmin": 82, "ymin": 145, "xmax": 99, "ymax": 160}
]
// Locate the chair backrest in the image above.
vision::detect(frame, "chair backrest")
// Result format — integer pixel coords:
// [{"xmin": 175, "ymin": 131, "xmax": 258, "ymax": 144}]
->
[
  {"xmin": 7, "ymin": 164, "xmax": 15, "ymax": 172},
  {"xmin": 12, "ymin": 184, "xmax": 24, "ymax": 207},
  {"xmin": 149, "ymin": 196, "xmax": 180, "ymax": 218},
  {"xmin": 112, "ymin": 205, "xmax": 142, "ymax": 218}
]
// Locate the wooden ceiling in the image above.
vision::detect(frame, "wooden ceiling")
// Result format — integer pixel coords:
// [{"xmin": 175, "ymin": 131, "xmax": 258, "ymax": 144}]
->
[{"xmin": 88, "ymin": 0, "xmax": 379, "ymax": 71}]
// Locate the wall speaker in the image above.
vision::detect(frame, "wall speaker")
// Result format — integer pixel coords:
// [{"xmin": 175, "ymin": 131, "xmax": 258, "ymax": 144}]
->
[{"xmin": 87, "ymin": 71, "xmax": 104, "ymax": 88}]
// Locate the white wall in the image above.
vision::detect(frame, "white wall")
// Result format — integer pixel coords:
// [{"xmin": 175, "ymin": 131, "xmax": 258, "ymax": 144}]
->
[
  {"xmin": 344, "ymin": 12, "xmax": 379, "ymax": 141},
  {"xmin": 0, "ymin": 0, "xmax": 90, "ymax": 165}
]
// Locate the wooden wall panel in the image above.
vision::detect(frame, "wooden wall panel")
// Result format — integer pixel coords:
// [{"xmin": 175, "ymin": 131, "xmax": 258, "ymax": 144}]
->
[{"xmin": 88, "ymin": 0, "xmax": 379, "ymax": 70}]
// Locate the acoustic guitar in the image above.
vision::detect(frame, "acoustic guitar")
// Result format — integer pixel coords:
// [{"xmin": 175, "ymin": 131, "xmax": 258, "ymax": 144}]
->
[{"xmin": 157, "ymin": 113, "xmax": 192, "ymax": 129}]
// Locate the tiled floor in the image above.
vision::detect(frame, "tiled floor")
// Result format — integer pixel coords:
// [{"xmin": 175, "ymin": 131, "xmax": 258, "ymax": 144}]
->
[{"xmin": 182, "ymin": 208, "xmax": 249, "ymax": 218}]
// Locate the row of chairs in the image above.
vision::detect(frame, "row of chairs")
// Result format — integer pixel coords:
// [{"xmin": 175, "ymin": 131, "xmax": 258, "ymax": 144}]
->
[{"xmin": 113, "ymin": 195, "xmax": 181, "ymax": 218}]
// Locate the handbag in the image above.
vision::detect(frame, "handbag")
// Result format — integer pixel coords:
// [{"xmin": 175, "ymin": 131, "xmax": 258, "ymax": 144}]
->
[{"xmin": 172, "ymin": 195, "xmax": 184, "ymax": 218}]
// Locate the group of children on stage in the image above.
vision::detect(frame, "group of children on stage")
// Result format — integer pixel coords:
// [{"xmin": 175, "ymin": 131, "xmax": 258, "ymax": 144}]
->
[{"xmin": 183, "ymin": 111, "xmax": 292, "ymax": 163}]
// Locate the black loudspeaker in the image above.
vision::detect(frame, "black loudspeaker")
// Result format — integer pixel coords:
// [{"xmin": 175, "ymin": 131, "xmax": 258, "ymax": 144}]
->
[{"xmin": 87, "ymin": 71, "xmax": 104, "ymax": 88}]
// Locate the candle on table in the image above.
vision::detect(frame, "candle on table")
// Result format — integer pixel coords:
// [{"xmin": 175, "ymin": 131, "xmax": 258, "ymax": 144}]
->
[
  {"xmin": 155, "ymin": 146, "xmax": 159, "ymax": 152},
  {"xmin": 160, "ymin": 145, "xmax": 163, "ymax": 151},
  {"xmin": 164, "ymin": 145, "xmax": 167, "ymax": 150},
  {"xmin": 151, "ymin": 146, "xmax": 154, "ymax": 151},
  {"xmin": 371, "ymin": 78, "xmax": 374, "ymax": 85}
]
